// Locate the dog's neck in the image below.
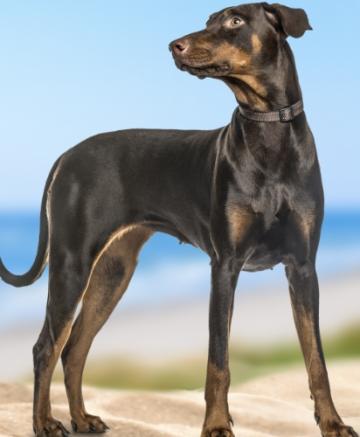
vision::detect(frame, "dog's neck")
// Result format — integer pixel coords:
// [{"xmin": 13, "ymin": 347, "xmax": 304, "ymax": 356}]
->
[
  {"xmin": 224, "ymin": 41, "xmax": 302, "ymax": 113},
  {"xmin": 222, "ymin": 41, "xmax": 309, "ymax": 157}
]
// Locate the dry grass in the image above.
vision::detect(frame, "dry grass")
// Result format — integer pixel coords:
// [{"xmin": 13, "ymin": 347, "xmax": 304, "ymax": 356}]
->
[{"xmin": 52, "ymin": 323, "xmax": 360, "ymax": 391}]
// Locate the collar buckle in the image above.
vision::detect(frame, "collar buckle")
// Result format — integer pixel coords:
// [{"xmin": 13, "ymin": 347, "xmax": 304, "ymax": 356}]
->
[{"xmin": 279, "ymin": 106, "xmax": 294, "ymax": 122}]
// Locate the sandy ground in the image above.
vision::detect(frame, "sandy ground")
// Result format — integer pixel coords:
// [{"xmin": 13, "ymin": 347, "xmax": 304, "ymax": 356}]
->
[
  {"xmin": 0, "ymin": 361, "xmax": 359, "ymax": 437},
  {"xmin": 1, "ymin": 271, "xmax": 359, "ymax": 380}
]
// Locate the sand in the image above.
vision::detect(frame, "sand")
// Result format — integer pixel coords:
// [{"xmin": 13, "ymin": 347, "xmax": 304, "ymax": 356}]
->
[{"xmin": 0, "ymin": 361, "xmax": 359, "ymax": 437}]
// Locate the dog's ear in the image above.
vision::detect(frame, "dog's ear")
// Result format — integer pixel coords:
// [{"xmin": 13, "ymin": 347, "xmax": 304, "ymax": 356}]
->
[{"xmin": 263, "ymin": 3, "xmax": 312, "ymax": 38}]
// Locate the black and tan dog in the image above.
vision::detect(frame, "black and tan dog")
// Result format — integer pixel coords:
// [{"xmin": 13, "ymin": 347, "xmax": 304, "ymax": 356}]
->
[{"xmin": 0, "ymin": 2, "xmax": 357, "ymax": 437}]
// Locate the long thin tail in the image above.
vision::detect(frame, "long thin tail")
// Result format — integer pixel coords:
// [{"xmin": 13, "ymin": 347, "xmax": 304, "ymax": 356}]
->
[{"xmin": 0, "ymin": 157, "xmax": 61, "ymax": 287}]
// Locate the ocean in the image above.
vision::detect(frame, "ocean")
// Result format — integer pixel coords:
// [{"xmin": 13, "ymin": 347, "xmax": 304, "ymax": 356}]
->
[{"xmin": 0, "ymin": 210, "xmax": 359, "ymax": 329}]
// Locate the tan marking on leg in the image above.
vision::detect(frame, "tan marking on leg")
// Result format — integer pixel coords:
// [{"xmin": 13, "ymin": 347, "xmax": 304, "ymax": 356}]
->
[
  {"xmin": 205, "ymin": 361, "xmax": 230, "ymax": 413},
  {"xmin": 62, "ymin": 225, "xmax": 152, "ymax": 430},
  {"xmin": 33, "ymin": 318, "xmax": 74, "ymax": 433},
  {"xmin": 203, "ymin": 362, "xmax": 233, "ymax": 437},
  {"xmin": 79, "ymin": 224, "xmax": 152, "ymax": 303}
]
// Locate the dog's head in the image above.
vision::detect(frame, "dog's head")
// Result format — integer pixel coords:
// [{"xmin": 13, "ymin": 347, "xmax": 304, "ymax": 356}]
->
[{"xmin": 169, "ymin": 3, "xmax": 312, "ymax": 80}]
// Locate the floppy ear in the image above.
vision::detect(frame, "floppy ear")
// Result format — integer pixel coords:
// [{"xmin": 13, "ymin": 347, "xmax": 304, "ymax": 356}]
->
[{"xmin": 263, "ymin": 3, "xmax": 312, "ymax": 38}]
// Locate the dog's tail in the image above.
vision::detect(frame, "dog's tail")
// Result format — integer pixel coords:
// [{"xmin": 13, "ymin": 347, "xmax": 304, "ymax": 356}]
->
[{"xmin": 0, "ymin": 157, "xmax": 62, "ymax": 287}]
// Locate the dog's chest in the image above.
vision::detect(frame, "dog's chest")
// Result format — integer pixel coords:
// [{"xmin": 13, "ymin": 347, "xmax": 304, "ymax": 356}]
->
[
  {"xmin": 254, "ymin": 183, "xmax": 286, "ymax": 227},
  {"xmin": 228, "ymin": 138, "xmax": 302, "ymax": 225},
  {"xmin": 228, "ymin": 168, "xmax": 290, "ymax": 230}
]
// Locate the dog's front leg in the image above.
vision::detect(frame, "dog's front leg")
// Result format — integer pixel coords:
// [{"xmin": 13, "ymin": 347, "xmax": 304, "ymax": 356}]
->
[
  {"xmin": 285, "ymin": 212, "xmax": 358, "ymax": 437},
  {"xmin": 202, "ymin": 257, "xmax": 241, "ymax": 437}
]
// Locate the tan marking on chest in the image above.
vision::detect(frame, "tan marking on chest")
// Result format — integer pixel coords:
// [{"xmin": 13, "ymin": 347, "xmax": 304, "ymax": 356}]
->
[
  {"xmin": 226, "ymin": 205, "xmax": 254, "ymax": 244},
  {"xmin": 297, "ymin": 212, "xmax": 317, "ymax": 245}
]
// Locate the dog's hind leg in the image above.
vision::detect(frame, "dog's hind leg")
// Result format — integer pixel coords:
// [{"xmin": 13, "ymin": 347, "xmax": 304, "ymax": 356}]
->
[
  {"xmin": 33, "ymin": 249, "xmax": 94, "ymax": 436},
  {"xmin": 61, "ymin": 225, "xmax": 152, "ymax": 433}
]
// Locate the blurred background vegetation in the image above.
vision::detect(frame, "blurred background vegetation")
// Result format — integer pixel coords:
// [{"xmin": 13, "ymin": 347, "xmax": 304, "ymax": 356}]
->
[{"xmin": 52, "ymin": 323, "xmax": 360, "ymax": 391}]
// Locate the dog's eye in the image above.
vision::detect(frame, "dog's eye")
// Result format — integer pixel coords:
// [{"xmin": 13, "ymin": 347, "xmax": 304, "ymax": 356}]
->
[{"xmin": 228, "ymin": 16, "xmax": 244, "ymax": 28}]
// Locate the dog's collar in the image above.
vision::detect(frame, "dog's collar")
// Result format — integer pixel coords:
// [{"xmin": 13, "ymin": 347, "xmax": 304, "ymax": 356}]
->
[{"xmin": 238, "ymin": 100, "xmax": 304, "ymax": 123}]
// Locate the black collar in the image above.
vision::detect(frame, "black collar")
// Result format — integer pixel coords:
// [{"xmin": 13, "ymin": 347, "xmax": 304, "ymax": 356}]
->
[{"xmin": 238, "ymin": 100, "xmax": 304, "ymax": 123}]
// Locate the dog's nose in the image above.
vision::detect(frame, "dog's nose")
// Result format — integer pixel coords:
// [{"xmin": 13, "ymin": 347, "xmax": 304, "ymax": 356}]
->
[{"xmin": 170, "ymin": 38, "xmax": 190, "ymax": 56}]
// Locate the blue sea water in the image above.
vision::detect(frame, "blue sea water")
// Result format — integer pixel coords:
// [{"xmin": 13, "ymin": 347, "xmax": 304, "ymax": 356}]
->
[{"xmin": 0, "ymin": 209, "xmax": 359, "ymax": 328}]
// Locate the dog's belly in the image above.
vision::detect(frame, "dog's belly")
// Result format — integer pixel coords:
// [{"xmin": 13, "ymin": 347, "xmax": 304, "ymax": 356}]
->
[{"xmin": 243, "ymin": 248, "xmax": 283, "ymax": 272}]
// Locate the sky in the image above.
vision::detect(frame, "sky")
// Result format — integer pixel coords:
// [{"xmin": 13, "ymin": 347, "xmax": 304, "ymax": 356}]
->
[{"xmin": 0, "ymin": 1, "xmax": 359, "ymax": 210}]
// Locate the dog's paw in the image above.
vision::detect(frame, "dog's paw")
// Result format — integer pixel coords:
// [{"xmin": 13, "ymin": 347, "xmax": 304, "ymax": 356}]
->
[
  {"xmin": 321, "ymin": 423, "xmax": 358, "ymax": 437},
  {"xmin": 34, "ymin": 418, "xmax": 69, "ymax": 437},
  {"xmin": 71, "ymin": 414, "xmax": 109, "ymax": 434},
  {"xmin": 201, "ymin": 427, "xmax": 234, "ymax": 437}
]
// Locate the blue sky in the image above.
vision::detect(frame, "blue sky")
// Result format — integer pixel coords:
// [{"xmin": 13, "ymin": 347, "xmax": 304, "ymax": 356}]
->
[{"xmin": 0, "ymin": 1, "xmax": 359, "ymax": 209}]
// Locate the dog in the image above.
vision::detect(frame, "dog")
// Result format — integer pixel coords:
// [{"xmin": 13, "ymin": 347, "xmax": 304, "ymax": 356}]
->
[{"xmin": 0, "ymin": 2, "xmax": 358, "ymax": 437}]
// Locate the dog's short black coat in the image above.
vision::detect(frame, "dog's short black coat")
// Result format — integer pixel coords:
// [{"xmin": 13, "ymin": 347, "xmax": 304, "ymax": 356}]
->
[{"xmin": 0, "ymin": 3, "xmax": 358, "ymax": 437}]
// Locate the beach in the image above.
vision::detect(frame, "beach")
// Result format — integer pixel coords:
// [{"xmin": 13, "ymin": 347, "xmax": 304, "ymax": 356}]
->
[
  {"xmin": 1, "ymin": 225, "xmax": 359, "ymax": 435},
  {"xmin": 0, "ymin": 360, "xmax": 359, "ymax": 437}
]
